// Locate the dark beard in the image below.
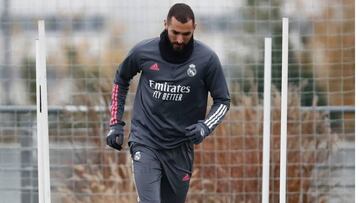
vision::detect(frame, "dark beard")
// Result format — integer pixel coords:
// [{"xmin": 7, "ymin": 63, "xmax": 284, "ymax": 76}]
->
[
  {"xmin": 172, "ymin": 43, "xmax": 184, "ymax": 52},
  {"xmin": 159, "ymin": 29, "xmax": 194, "ymax": 64}
]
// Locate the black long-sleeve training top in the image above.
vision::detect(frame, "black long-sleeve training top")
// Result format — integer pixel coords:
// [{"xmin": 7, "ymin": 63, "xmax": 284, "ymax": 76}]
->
[{"xmin": 110, "ymin": 32, "xmax": 230, "ymax": 149}]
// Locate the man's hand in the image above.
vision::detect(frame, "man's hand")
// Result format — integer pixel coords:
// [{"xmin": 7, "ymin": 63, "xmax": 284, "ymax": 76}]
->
[
  {"xmin": 185, "ymin": 122, "xmax": 210, "ymax": 145},
  {"xmin": 106, "ymin": 123, "xmax": 125, "ymax": 151}
]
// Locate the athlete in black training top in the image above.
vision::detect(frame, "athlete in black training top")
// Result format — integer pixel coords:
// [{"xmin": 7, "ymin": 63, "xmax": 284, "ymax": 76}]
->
[{"xmin": 106, "ymin": 3, "xmax": 230, "ymax": 203}]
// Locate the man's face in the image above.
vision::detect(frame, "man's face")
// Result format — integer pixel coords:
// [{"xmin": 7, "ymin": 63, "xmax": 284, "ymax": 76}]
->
[{"xmin": 165, "ymin": 17, "xmax": 196, "ymax": 52}]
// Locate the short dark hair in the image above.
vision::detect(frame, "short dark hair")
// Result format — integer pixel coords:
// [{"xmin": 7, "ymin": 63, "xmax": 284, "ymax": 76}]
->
[{"xmin": 167, "ymin": 3, "xmax": 195, "ymax": 24}]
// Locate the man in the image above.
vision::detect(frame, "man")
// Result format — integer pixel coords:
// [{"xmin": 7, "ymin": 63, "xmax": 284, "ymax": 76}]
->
[{"xmin": 106, "ymin": 3, "xmax": 230, "ymax": 203}]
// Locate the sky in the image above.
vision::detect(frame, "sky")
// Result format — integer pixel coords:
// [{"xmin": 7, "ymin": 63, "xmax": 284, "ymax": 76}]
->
[
  {"xmin": 7, "ymin": 0, "xmax": 242, "ymax": 16},
  {"xmin": 2, "ymin": 0, "xmax": 243, "ymax": 45}
]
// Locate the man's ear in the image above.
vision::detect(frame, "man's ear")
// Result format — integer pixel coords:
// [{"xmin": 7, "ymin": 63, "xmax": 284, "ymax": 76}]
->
[
  {"xmin": 194, "ymin": 23, "xmax": 197, "ymax": 30},
  {"xmin": 164, "ymin": 19, "xmax": 168, "ymax": 29}
]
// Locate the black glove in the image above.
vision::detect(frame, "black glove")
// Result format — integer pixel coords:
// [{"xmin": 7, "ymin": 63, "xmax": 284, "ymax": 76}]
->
[
  {"xmin": 185, "ymin": 121, "xmax": 210, "ymax": 145},
  {"xmin": 106, "ymin": 122, "xmax": 125, "ymax": 151}
]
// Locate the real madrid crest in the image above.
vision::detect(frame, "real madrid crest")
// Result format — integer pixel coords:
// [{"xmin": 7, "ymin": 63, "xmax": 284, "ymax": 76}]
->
[
  {"xmin": 187, "ymin": 64, "xmax": 197, "ymax": 77},
  {"xmin": 134, "ymin": 151, "xmax": 141, "ymax": 161}
]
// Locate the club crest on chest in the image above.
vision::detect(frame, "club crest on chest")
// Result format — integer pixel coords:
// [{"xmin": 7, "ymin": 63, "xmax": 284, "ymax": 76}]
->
[{"xmin": 187, "ymin": 64, "xmax": 196, "ymax": 77}]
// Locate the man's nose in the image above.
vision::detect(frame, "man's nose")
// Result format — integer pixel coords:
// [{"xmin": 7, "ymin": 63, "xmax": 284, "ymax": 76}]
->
[{"xmin": 176, "ymin": 35, "xmax": 184, "ymax": 44}]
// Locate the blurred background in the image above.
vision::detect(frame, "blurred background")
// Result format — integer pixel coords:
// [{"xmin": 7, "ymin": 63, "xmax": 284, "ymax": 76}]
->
[{"xmin": 0, "ymin": 0, "xmax": 354, "ymax": 202}]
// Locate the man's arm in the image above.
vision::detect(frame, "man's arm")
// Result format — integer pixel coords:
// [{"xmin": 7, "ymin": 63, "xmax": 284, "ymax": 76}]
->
[
  {"xmin": 110, "ymin": 48, "xmax": 141, "ymax": 126},
  {"xmin": 185, "ymin": 52, "xmax": 230, "ymax": 144},
  {"xmin": 203, "ymin": 53, "xmax": 230, "ymax": 132},
  {"xmin": 107, "ymin": 48, "xmax": 141, "ymax": 150}
]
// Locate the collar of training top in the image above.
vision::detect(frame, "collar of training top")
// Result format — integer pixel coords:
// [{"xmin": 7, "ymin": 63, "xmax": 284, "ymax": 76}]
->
[{"xmin": 159, "ymin": 29, "xmax": 194, "ymax": 64}]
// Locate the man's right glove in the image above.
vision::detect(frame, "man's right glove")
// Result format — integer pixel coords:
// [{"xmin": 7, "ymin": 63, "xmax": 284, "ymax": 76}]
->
[{"xmin": 106, "ymin": 122, "xmax": 125, "ymax": 151}]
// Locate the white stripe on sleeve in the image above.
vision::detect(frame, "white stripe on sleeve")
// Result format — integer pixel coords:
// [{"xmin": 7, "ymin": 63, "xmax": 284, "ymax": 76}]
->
[
  {"xmin": 208, "ymin": 105, "xmax": 227, "ymax": 129},
  {"xmin": 204, "ymin": 104, "xmax": 226, "ymax": 128}
]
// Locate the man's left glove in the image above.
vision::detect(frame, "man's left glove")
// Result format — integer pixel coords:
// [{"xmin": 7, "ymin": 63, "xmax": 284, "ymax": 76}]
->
[
  {"xmin": 185, "ymin": 121, "xmax": 210, "ymax": 145},
  {"xmin": 106, "ymin": 122, "xmax": 125, "ymax": 151}
]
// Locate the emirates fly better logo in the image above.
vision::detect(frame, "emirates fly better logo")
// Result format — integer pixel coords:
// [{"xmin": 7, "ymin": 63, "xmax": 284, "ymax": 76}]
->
[{"xmin": 149, "ymin": 80, "xmax": 191, "ymax": 101}]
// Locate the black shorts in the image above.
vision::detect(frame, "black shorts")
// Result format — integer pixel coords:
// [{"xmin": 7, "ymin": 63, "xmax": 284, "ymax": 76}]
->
[{"xmin": 129, "ymin": 142, "xmax": 194, "ymax": 203}]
